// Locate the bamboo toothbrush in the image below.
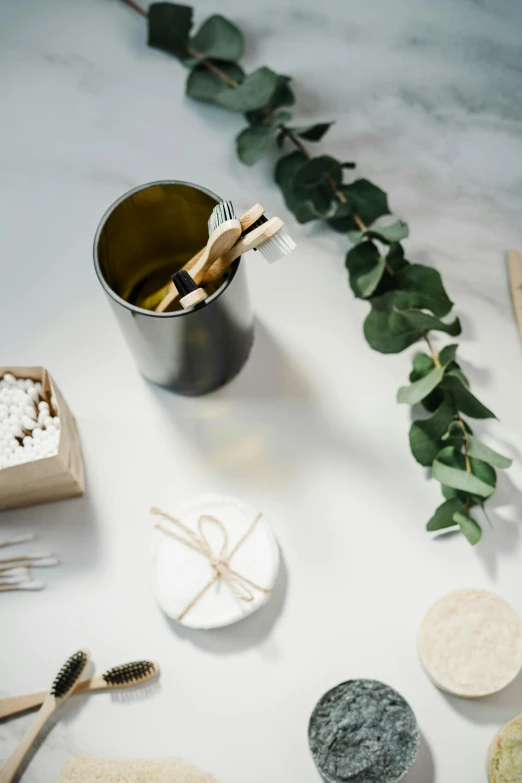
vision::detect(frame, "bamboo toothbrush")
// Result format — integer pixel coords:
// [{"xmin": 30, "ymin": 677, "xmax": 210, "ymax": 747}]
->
[
  {"xmin": 155, "ymin": 203, "xmax": 241, "ymax": 312},
  {"xmin": 203, "ymin": 211, "xmax": 295, "ymax": 284},
  {"xmin": 0, "ymin": 660, "xmax": 159, "ymax": 720},
  {"xmin": 0, "ymin": 649, "xmax": 89, "ymax": 783},
  {"xmin": 173, "ymin": 216, "xmax": 287, "ymax": 309},
  {"xmin": 140, "ymin": 204, "xmax": 265, "ymax": 311}
]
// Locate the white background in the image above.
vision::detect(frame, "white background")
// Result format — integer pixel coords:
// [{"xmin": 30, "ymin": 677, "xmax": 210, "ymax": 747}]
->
[{"xmin": 1, "ymin": 0, "xmax": 522, "ymax": 781}]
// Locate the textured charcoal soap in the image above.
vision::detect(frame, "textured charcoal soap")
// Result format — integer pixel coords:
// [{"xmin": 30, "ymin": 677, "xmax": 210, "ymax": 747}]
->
[{"xmin": 308, "ymin": 679, "xmax": 419, "ymax": 783}]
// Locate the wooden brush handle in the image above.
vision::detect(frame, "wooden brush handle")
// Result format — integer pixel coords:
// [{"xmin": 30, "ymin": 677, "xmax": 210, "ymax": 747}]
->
[
  {"xmin": 0, "ymin": 697, "xmax": 56, "ymax": 783},
  {"xmin": 0, "ymin": 691, "xmax": 47, "ymax": 719},
  {"xmin": 0, "ymin": 677, "xmax": 105, "ymax": 720},
  {"xmin": 203, "ymin": 217, "xmax": 284, "ymax": 284},
  {"xmin": 145, "ymin": 205, "xmax": 264, "ymax": 312}
]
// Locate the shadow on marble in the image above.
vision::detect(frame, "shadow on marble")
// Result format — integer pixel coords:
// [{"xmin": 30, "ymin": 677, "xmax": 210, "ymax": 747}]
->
[
  {"xmin": 0, "ymin": 692, "xmax": 88, "ymax": 783},
  {"xmin": 160, "ymin": 550, "xmax": 288, "ymax": 654},
  {"xmin": 147, "ymin": 319, "xmax": 394, "ymax": 492},
  {"xmin": 441, "ymin": 666, "xmax": 522, "ymax": 726},
  {"xmin": 402, "ymin": 732, "xmax": 435, "ymax": 783},
  {"xmin": 0, "ymin": 487, "xmax": 101, "ymax": 576}
]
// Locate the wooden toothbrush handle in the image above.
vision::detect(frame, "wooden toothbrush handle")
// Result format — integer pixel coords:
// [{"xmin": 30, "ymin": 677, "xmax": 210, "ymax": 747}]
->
[
  {"xmin": 0, "ymin": 698, "xmax": 55, "ymax": 783},
  {"xmin": 203, "ymin": 217, "xmax": 284, "ymax": 284},
  {"xmin": 0, "ymin": 677, "xmax": 103, "ymax": 720},
  {"xmin": 150, "ymin": 205, "xmax": 264, "ymax": 312},
  {"xmin": 0, "ymin": 691, "xmax": 47, "ymax": 720}
]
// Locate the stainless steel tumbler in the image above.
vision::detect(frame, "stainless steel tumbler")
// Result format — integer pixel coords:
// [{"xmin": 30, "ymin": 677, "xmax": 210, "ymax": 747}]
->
[{"xmin": 93, "ymin": 181, "xmax": 254, "ymax": 395}]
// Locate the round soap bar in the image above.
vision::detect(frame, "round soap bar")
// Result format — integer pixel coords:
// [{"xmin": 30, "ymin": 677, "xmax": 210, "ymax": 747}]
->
[
  {"xmin": 151, "ymin": 494, "xmax": 279, "ymax": 629},
  {"xmin": 487, "ymin": 714, "xmax": 522, "ymax": 783},
  {"xmin": 418, "ymin": 588, "xmax": 522, "ymax": 698},
  {"xmin": 308, "ymin": 679, "xmax": 420, "ymax": 783}
]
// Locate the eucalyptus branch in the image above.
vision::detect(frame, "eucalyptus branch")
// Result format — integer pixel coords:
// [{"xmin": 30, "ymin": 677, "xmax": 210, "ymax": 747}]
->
[{"xmin": 119, "ymin": 0, "xmax": 512, "ymax": 546}]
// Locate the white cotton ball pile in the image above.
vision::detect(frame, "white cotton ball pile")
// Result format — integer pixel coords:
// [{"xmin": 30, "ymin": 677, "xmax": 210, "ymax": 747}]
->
[{"xmin": 0, "ymin": 374, "xmax": 61, "ymax": 470}]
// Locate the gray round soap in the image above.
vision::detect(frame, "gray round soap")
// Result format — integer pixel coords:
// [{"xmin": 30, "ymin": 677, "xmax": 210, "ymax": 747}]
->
[{"xmin": 308, "ymin": 679, "xmax": 419, "ymax": 783}]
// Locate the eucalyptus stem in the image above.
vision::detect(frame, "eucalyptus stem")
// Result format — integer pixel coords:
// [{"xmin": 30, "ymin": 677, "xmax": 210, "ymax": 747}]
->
[
  {"xmin": 120, "ymin": 0, "xmax": 511, "ymax": 544},
  {"xmin": 120, "ymin": 0, "xmax": 361, "ymax": 218},
  {"xmin": 421, "ymin": 331, "xmax": 441, "ymax": 369}
]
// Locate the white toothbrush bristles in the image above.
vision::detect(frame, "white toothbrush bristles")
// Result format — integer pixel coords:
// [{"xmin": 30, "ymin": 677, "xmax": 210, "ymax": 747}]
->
[
  {"xmin": 208, "ymin": 200, "xmax": 236, "ymax": 236},
  {"xmin": 256, "ymin": 228, "xmax": 297, "ymax": 263}
]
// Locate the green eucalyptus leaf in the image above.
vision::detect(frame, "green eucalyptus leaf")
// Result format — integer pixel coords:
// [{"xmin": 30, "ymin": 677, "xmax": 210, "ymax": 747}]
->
[
  {"xmin": 186, "ymin": 62, "xmax": 244, "ymax": 104},
  {"xmin": 292, "ymin": 155, "xmax": 342, "ymax": 188},
  {"xmin": 387, "ymin": 242, "xmax": 409, "ymax": 274},
  {"xmin": 189, "ymin": 14, "xmax": 243, "ymax": 61},
  {"xmin": 357, "ymin": 256, "xmax": 386, "ymax": 298},
  {"xmin": 342, "ymin": 179, "xmax": 390, "ymax": 225},
  {"xmin": 395, "ymin": 264, "xmax": 453, "ymax": 318},
  {"xmin": 275, "ymin": 151, "xmax": 333, "ymax": 223},
  {"xmin": 237, "ymin": 123, "xmax": 275, "ymax": 165},
  {"xmin": 364, "ymin": 291, "xmax": 423, "ymax": 353},
  {"xmin": 214, "ymin": 66, "xmax": 279, "ymax": 112},
  {"xmin": 345, "ymin": 241, "xmax": 386, "ymax": 298},
  {"xmin": 426, "ymin": 498, "xmax": 466, "ymax": 531},
  {"xmin": 290, "ymin": 122, "xmax": 333, "ymax": 141},
  {"xmin": 410, "ymin": 353, "xmax": 435, "ymax": 381},
  {"xmin": 397, "ymin": 366, "xmax": 444, "ymax": 405},
  {"xmin": 409, "ymin": 400, "xmax": 455, "ymax": 466},
  {"xmin": 236, "ymin": 111, "xmax": 290, "ymax": 165},
  {"xmin": 389, "ymin": 307, "xmax": 461, "ymax": 339},
  {"xmin": 433, "ymin": 446, "xmax": 496, "ymax": 498},
  {"xmin": 148, "ymin": 3, "xmax": 193, "ymax": 59},
  {"xmin": 266, "ymin": 75, "xmax": 295, "ymax": 110},
  {"xmin": 347, "ymin": 230, "xmax": 364, "ymax": 244},
  {"xmin": 466, "ymin": 436, "xmax": 512, "ymax": 469},
  {"xmin": 453, "ymin": 511, "xmax": 482, "ymax": 545},
  {"xmin": 365, "ymin": 220, "xmax": 409, "ymax": 244},
  {"xmin": 440, "ymin": 372, "xmax": 496, "ymax": 419},
  {"xmin": 439, "ymin": 344, "xmax": 459, "ymax": 366}
]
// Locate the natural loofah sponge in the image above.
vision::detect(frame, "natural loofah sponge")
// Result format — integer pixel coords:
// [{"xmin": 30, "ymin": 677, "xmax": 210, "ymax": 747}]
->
[
  {"xmin": 487, "ymin": 715, "xmax": 522, "ymax": 783},
  {"xmin": 59, "ymin": 756, "xmax": 219, "ymax": 783}
]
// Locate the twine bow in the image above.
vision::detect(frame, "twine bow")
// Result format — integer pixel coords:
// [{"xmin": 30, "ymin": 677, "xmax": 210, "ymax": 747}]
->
[{"xmin": 151, "ymin": 507, "xmax": 272, "ymax": 622}]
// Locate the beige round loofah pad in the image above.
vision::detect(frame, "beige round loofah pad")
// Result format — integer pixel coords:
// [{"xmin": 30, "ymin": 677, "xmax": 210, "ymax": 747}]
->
[
  {"xmin": 418, "ymin": 588, "xmax": 522, "ymax": 698},
  {"xmin": 487, "ymin": 714, "xmax": 522, "ymax": 783},
  {"xmin": 59, "ymin": 756, "xmax": 219, "ymax": 783}
]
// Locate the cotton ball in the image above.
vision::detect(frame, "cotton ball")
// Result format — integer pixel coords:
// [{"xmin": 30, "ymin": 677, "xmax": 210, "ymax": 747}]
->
[
  {"xmin": 38, "ymin": 401, "xmax": 49, "ymax": 412},
  {"xmin": 3, "ymin": 374, "xmax": 16, "ymax": 385},
  {"xmin": 22, "ymin": 416, "xmax": 36, "ymax": 431},
  {"xmin": 32, "ymin": 428, "xmax": 43, "ymax": 440},
  {"xmin": 53, "ymin": 417, "xmax": 60, "ymax": 428},
  {"xmin": 24, "ymin": 406, "xmax": 37, "ymax": 419},
  {"xmin": 45, "ymin": 424, "xmax": 57, "ymax": 437}
]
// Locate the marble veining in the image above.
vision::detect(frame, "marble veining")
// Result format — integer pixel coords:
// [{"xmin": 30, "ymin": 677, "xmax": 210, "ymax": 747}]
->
[{"xmin": 1, "ymin": 2, "xmax": 522, "ymax": 783}]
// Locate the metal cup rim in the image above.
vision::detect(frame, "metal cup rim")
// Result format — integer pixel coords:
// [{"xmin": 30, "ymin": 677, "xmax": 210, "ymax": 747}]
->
[{"xmin": 92, "ymin": 179, "xmax": 239, "ymax": 318}]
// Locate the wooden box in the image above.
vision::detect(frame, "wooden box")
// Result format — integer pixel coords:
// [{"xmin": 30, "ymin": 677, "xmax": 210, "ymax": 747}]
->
[{"xmin": 0, "ymin": 366, "xmax": 85, "ymax": 511}]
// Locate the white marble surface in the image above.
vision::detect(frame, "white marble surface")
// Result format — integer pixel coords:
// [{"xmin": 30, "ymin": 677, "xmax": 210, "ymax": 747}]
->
[{"xmin": 1, "ymin": 0, "xmax": 522, "ymax": 781}]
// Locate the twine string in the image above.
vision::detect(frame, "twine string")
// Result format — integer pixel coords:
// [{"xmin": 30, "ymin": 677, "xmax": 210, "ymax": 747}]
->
[{"xmin": 151, "ymin": 507, "xmax": 271, "ymax": 622}]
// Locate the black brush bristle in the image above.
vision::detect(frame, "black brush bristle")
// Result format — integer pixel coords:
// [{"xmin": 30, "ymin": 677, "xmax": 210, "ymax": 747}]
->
[
  {"xmin": 50, "ymin": 650, "xmax": 88, "ymax": 698},
  {"xmin": 102, "ymin": 660, "xmax": 157, "ymax": 686},
  {"xmin": 171, "ymin": 270, "xmax": 197, "ymax": 297},
  {"xmin": 241, "ymin": 214, "xmax": 267, "ymax": 237}
]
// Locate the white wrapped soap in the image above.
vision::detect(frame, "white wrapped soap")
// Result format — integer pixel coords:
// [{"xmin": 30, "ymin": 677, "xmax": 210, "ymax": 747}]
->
[{"xmin": 150, "ymin": 494, "xmax": 279, "ymax": 629}]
